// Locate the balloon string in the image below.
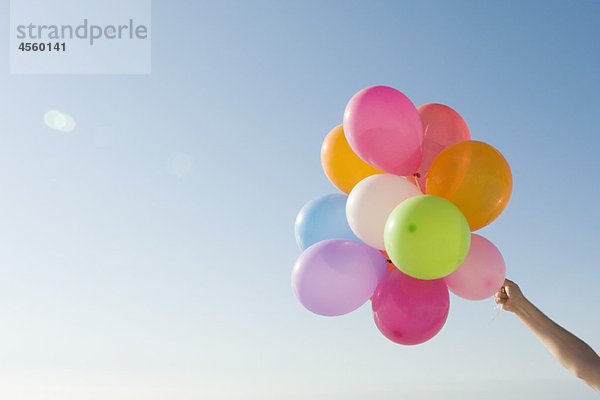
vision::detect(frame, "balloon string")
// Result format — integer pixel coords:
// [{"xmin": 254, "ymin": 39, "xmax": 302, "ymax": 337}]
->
[
  {"xmin": 413, "ymin": 173, "xmax": 424, "ymax": 193},
  {"xmin": 486, "ymin": 304, "xmax": 502, "ymax": 328}
]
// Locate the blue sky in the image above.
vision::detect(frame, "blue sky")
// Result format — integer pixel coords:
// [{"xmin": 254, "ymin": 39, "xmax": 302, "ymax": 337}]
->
[{"xmin": 0, "ymin": 1, "xmax": 599, "ymax": 398}]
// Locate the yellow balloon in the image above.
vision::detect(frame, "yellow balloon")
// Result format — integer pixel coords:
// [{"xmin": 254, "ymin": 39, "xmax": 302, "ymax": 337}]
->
[
  {"xmin": 321, "ymin": 125, "xmax": 384, "ymax": 194},
  {"xmin": 426, "ymin": 140, "xmax": 512, "ymax": 231}
]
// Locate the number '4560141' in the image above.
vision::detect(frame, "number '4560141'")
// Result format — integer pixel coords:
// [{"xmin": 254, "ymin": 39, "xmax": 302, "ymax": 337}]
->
[{"xmin": 18, "ymin": 42, "xmax": 66, "ymax": 52}]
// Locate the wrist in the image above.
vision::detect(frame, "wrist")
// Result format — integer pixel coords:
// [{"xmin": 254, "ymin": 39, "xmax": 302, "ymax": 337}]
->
[{"xmin": 512, "ymin": 297, "xmax": 532, "ymax": 317}]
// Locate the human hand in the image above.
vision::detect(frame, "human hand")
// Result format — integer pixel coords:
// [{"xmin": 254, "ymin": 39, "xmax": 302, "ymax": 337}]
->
[{"xmin": 494, "ymin": 279, "xmax": 527, "ymax": 313}]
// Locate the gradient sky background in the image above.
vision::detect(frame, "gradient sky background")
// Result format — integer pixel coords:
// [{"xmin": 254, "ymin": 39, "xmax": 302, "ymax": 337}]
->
[{"xmin": 1, "ymin": 1, "xmax": 599, "ymax": 399}]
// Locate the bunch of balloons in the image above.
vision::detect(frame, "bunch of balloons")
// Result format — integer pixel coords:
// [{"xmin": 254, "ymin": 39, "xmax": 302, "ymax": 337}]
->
[{"xmin": 292, "ymin": 85, "xmax": 513, "ymax": 345}]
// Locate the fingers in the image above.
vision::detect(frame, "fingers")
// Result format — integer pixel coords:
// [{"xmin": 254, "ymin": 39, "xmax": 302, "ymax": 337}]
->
[
  {"xmin": 495, "ymin": 281, "xmax": 516, "ymax": 311},
  {"xmin": 496, "ymin": 280, "xmax": 511, "ymax": 295},
  {"xmin": 494, "ymin": 287, "xmax": 508, "ymax": 310},
  {"xmin": 494, "ymin": 287, "xmax": 507, "ymax": 300},
  {"xmin": 494, "ymin": 297, "xmax": 507, "ymax": 309}
]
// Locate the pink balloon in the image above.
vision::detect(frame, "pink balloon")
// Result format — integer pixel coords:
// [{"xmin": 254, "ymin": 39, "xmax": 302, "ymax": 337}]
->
[
  {"xmin": 343, "ymin": 86, "xmax": 424, "ymax": 176},
  {"xmin": 414, "ymin": 104, "xmax": 471, "ymax": 192},
  {"xmin": 372, "ymin": 269, "xmax": 449, "ymax": 345},
  {"xmin": 444, "ymin": 234, "xmax": 506, "ymax": 300}
]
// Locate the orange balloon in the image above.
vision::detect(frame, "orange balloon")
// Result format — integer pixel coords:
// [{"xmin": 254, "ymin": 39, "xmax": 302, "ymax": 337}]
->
[
  {"xmin": 381, "ymin": 250, "xmax": 397, "ymax": 272},
  {"xmin": 321, "ymin": 125, "xmax": 384, "ymax": 194},
  {"xmin": 426, "ymin": 141, "xmax": 512, "ymax": 231}
]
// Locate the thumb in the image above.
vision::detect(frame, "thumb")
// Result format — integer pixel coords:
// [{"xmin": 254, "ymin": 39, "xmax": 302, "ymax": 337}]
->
[{"xmin": 503, "ymin": 279, "xmax": 521, "ymax": 298}]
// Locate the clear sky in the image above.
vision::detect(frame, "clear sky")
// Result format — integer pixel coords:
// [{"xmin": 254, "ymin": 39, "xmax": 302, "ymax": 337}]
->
[{"xmin": 0, "ymin": 1, "xmax": 599, "ymax": 399}]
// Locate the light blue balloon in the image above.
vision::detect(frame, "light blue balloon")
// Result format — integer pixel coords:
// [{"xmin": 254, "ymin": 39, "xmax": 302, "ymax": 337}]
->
[{"xmin": 294, "ymin": 194, "xmax": 361, "ymax": 250}]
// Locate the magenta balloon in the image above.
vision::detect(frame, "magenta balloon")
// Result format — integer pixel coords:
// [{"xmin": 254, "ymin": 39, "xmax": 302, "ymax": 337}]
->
[
  {"xmin": 292, "ymin": 239, "xmax": 388, "ymax": 316},
  {"xmin": 444, "ymin": 234, "xmax": 506, "ymax": 300},
  {"xmin": 343, "ymin": 86, "xmax": 424, "ymax": 175},
  {"xmin": 372, "ymin": 269, "xmax": 449, "ymax": 345}
]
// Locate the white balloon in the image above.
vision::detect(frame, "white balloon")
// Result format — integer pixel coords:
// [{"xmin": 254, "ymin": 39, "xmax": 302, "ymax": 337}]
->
[{"xmin": 346, "ymin": 174, "xmax": 422, "ymax": 250}]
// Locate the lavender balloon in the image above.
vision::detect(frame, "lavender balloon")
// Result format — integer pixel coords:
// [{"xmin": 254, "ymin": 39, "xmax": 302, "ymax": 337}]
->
[{"xmin": 292, "ymin": 239, "xmax": 388, "ymax": 316}]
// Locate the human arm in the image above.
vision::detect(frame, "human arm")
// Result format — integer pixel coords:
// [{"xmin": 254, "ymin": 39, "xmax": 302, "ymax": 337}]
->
[{"xmin": 495, "ymin": 279, "xmax": 600, "ymax": 392}]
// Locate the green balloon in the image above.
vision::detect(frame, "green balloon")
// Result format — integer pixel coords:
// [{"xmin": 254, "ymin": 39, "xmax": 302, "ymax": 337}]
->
[{"xmin": 384, "ymin": 195, "xmax": 471, "ymax": 280}]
